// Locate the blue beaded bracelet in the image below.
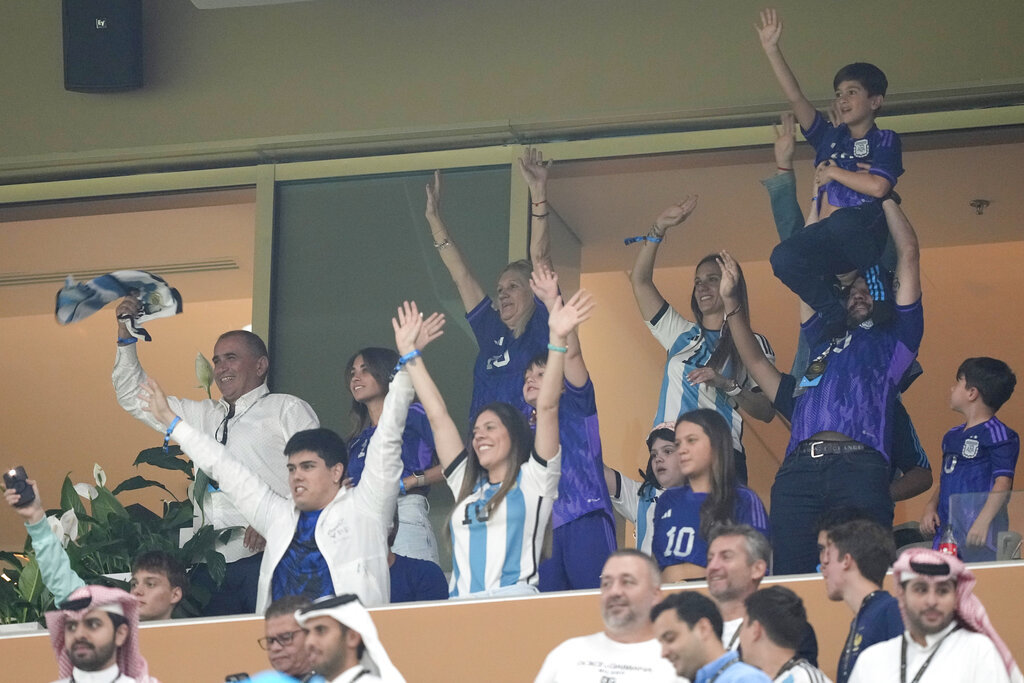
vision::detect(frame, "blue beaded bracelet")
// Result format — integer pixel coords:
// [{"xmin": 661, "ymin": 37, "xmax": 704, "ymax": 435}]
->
[
  {"xmin": 392, "ymin": 349, "xmax": 422, "ymax": 374},
  {"xmin": 547, "ymin": 343, "xmax": 568, "ymax": 353},
  {"xmin": 623, "ymin": 235, "xmax": 662, "ymax": 245},
  {"xmin": 163, "ymin": 416, "xmax": 181, "ymax": 453},
  {"xmin": 117, "ymin": 337, "xmax": 138, "ymax": 345}
]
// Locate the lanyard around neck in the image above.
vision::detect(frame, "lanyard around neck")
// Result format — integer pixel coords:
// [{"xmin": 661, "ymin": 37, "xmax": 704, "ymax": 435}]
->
[{"xmin": 900, "ymin": 626, "xmax": 958, "ymax": 683}]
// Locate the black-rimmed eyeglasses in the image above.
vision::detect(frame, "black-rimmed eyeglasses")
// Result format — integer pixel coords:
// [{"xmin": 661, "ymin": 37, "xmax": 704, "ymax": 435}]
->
[{"xmin": 257, "ymin": 629, "xmax": 305, "ymax": 650}]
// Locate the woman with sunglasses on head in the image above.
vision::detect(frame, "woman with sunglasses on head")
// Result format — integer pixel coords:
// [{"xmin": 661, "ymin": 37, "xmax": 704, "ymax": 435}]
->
[{"xmin": 394, "ymin": 286, "xmax": 594, "ymax": 598}]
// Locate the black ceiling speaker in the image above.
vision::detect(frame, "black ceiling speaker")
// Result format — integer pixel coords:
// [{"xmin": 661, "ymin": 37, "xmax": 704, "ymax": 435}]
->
[{"xmin": 62, "ymin": 0, "xmax": 143, "ymax": 92}]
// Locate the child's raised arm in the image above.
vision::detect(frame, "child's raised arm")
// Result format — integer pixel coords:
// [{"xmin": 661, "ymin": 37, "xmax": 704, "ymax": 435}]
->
[
  {"xmin": 391, "ymin": 302, "xmax": 464, "ymax": 469},
  {"xmin": 535, "ymin": 290, "xmax": 596, "ymax": 461},
  {"xmin": 756, "ymin": 8, "xmax": 817, "ymax": 131}
]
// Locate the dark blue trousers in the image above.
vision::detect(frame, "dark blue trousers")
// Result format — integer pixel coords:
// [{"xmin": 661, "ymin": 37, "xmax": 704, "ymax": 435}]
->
[
  {"xmin": 771, "ymin": 448, "xmax": 893, "ymax": 575},
  {"xmin": 539, "ymin": 510, "xmax": 617, "ymax": 591},
  {"xmin": 770, "ymin": 200, "xmax": 888, "ymax": 332}
]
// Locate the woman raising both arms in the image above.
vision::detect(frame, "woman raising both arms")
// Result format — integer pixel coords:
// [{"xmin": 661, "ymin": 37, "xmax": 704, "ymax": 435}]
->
[
  {"xmin": 425, "ymin": 148, "xmax": 555, "ymax": 420},
  {"xmin": 392, "ymin": 287, "xmax": 595, "ymax": 598}
]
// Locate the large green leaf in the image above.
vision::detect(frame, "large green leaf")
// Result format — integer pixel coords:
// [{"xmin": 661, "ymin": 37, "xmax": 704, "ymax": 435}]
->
[
  {"xmin": 160, "ymin": 500, "xmax": 194, "ymax": 530},
  {"xmin": 16, "ymin": 558, "xmax": 42, "ymax": 603},
  {"xmin": 192, "ymin": 469, "xmax": 212, "ymax": 515},
  {"xmin": 0, "ymin": 550, "xmax": 25, "ymax": 570},
  {"xmin": 111, "ymin": 476, "xmax": 175, "ymax": 499},
  {"xmin": 134, "ymin": 446, "xmax": 194, "ymax": 479},
  {"xmin": 90, "ymin": 487, "xmax": 128, "ymax": 524},
  {"xmin": 203, "ymin": 549, "xmax": 226, "ymax": 586},
  {"xmin": 59, "ymin": 475, "xmax": 87, "ymax": 518}
]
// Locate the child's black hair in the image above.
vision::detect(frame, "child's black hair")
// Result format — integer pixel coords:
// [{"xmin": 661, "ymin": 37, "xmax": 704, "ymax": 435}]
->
[
  {"xmin": 833, "ymin": 62, "xmax": 888, "ymax": 97},
  {"xmin": 957, "ymin": 357, "xmax": 1017, "ymax": 411}
]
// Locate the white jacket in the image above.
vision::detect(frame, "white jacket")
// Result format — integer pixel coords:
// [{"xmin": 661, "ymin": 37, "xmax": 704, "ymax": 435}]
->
[{"xmin": 172, "ymin": 371, "xmax": 413, "ymax": 613}]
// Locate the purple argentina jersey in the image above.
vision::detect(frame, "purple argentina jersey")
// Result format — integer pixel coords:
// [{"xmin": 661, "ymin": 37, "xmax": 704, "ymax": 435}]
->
[
  {"xmin": 525, "ymin": 378, "xmax": 613, "ymax": 529},
  {"xmin": 803, "ymin": 110, "xmax": 903, "ymax": 208},
  {"xmin": 936, "ymin": 417, "xmax": 1019, "ymax": 551},
  {"xmin": 788, "ymin": 298, "xmax": 923, "ymax": 462},
  {"xmin": 467, "ymin": 295, "xmax": 549, "ymax": 421},
  {"xmin": 651, "ymin": 485, "xmax": 768, "ymax": 569},
  {"xmin": 347, "ymin": 402, "xmax": 436, "ymax": 491}
]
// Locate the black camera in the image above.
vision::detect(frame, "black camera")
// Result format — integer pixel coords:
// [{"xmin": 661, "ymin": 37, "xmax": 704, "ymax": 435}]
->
[{"xmin": 4, "ymin": 466, "xmax": 36, "ymax": 508}]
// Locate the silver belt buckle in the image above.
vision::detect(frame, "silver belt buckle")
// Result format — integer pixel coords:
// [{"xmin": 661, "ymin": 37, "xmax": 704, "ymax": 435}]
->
[{"xmin": 810, "ymin": 441, "xmax": 826, "ymax": 458}]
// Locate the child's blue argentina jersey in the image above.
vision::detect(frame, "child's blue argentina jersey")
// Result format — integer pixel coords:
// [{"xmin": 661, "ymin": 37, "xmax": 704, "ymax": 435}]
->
[
  {"xmin": 445, "ymin": 448, "xmax": 561, "ymax": 597},
  {"xmin": 803, "ymin": 110, "xmax": 903, "ymax": 208},
  {"xmin": 937, "ymin": 416, "xmax": 1019, "ymax": 551},
  {"xmin": 651, "ymin": 485, "xmax": 768, "ymax": 569},
  {"xmin": 610, "ymin": 472, "xmax": 661, "ymax": 555},
  {"xmin": 467, "ymin": 296, "xmax": 549, "ymax": 421},
  {"xmin": 347, "ymin": 402, "xmax": 436, "ymax": 490},
  {"xmin": 525, "ymin": 378, "xmax": 613, "ymax": 529},
  {"xmin": 647, "ymin": 302, "xmax": 775, "ymax": 453}
]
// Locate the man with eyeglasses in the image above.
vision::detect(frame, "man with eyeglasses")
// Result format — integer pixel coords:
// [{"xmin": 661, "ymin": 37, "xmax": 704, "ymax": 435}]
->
[
  {"xmin": 44, "ymin": 585, "xmax": 158, "ymax": 683},
  {"xmin": 260, "ymin": 596, "xmax": 315, "ymax": 681},
  {"xmin": 112, "ymin": 300, "xmax": 319, "ymax": 616},
  {"xmin": 296, "ymin": 593, "xmax": 405, "ymax": 683}
]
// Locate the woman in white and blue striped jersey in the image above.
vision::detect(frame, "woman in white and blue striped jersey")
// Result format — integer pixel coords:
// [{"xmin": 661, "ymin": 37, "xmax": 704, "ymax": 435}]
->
[{"xmin": 393, "ymin": 288, "xmax": 594, "ymax": 598}]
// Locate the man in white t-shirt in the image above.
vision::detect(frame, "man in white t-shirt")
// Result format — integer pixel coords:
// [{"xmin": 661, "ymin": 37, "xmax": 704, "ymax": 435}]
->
[{"xmin": 535, "ymin": 549, "xmax": 680, "ymax": 682}]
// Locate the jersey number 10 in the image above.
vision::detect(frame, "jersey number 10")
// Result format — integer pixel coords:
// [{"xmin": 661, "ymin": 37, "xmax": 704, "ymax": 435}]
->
[{"xmin": 663, "ymin": 525, "xmax": 695, "ymax": 559}]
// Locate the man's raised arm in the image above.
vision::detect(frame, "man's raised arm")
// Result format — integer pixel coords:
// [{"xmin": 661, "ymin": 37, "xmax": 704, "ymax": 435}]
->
[
  {"xmin": 883, "ymin": 199, "xmax": 921, "ymax": 306},
  {"xmin": 718, "ymin": 251, "xmax": 783, "ymax": 403}
]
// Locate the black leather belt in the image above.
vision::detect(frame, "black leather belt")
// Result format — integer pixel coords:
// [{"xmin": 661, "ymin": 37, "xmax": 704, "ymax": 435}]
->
[{"xmin": 795, "ymin": 440, "xmax": 867, "ymax": 458}]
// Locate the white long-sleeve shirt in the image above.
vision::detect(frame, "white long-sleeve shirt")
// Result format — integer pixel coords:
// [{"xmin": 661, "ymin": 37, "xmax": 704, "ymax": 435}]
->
[
  {"xmin": 113, "ymin": 344, "xmax": 318, "ymax": 562},
  {"xmin": 170, "ymin": 370, "xmax": 414, "ymax": 612}
]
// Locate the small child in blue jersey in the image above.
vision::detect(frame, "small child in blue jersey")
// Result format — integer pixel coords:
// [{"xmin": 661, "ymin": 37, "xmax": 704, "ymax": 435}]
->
[
  {"xmin": 921, "ymin": 357, "xmax": 1019, "ymax": 562},
  {"xmin": 524, "ymin": 266, "xmax": 617, "ymax": 591},
  {"xmin": 757, "ymin": 9, "xmax": 903, "ymax": 339}
]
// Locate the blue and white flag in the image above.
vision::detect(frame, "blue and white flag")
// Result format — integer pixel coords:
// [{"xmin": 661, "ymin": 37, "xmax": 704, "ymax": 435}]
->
[{"xmin": 55, "ymin": 270, "xmax": 183, "ymax": 341}]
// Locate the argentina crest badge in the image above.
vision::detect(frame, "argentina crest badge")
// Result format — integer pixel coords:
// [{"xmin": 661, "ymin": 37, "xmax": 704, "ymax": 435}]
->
[
  {"xmin": 853, "ymin": 139, "xmax": 870, "ymax": 157},
  {"xmin": 962, "ymin": 437, "xmax": 979, "ymax": 459}
]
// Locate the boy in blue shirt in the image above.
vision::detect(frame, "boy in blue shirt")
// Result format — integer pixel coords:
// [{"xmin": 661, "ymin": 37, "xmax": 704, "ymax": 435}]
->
[
  {"xmin": 524, "ymin": 266, "xmax": 616, "ymax": 591},
  {"xmin": 757, "ymin": 8, "xmax": 903, "ymax": 339},
  {"xmin": 921, "ymin": 357, "xmax": 1019, "ymax": 561}
]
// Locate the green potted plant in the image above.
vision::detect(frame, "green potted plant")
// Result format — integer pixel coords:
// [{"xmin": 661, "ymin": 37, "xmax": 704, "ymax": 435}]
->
[{"xmin": 0, "ymin": 446, "xmax": 232, "ymax": 625}]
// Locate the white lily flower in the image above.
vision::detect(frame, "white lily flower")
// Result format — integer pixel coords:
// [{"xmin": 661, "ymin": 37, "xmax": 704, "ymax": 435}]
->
[
  {"xmin": 195, "ymin": 352, "xmax": 214, "ymax": 399},
  {"xmin": 59, "ymin": 509, "xmax": 79, "ymax": 544},
  {"xmin": 46, "ymin": 515, "xmax": 64, "ymax": 543},
  {"xmin": 45, "ymin": 510, "xmax": 79, "ymax": 548},
  {"xmin": 73, "ymin": 482, "xmax": 98, "ymax": 501},
  {"xmin": 92, "ymin": 463, "xmax": 107, "ymax": 488}
]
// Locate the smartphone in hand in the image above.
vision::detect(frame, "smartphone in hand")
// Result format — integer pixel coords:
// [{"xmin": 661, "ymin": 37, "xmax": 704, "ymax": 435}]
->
[{"xmin": 4, "ymin": 466, "xmax": 36, "ymax": 508}]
